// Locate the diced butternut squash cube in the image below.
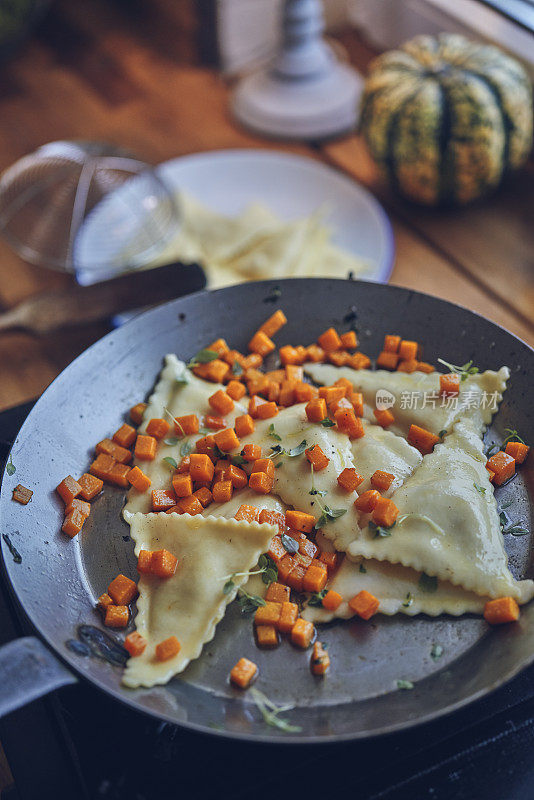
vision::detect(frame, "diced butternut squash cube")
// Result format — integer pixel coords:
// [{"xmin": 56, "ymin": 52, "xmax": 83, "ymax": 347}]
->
[
  {"xmin": 317, "ymin": 327, "xmax": 341, "ymax": 353},
  {"xmin": 108, "ymin": 574, "xmax": 138, "ymax": 605},
  {"xmin": 234, "ymin": 504, "xmax": 260, "ymax": 523},
  {"xmin": 151, "ymin": 489, "xmax": 177, "ymax": 512},
  {"xmin": 107, "ymin": 463, "xmax": 131, "ymax": 488},
  {"xmin": 65, "ymin": 498, "xmax": 91, "ymax": 518},
  {"xmin": 487, "ymin": 451, "xmax": 516, "ymax": 485},
  {"xmin": 235, "ymin": 414, "xmax": 254, "ymax": 438},
  {"xmin": 62, "ymin": 509, "xmax": 86, "ymax": 538},
  {"xmin": 130, "ymin": 402, "xmax": 147, "ymax": 425},
  {"xmin": 209, "ymin": 389, "xmax": 235, "ymax": 416},
  {"xmin": 137, "ymin": 550, "xmax": 154, "ymax": 574},
  {"xmin": 189, "ymin": 453, "xmax": 215, "ymax": 483},
  {"xmin": 151, "ymin": 549, "xmax": 178, "ymax": 578},
  {"xmin": 259, "ymin": 509, "xmax": 286, "ymax": 534},
  {"xmin": 278, "ymin": 601, "xmax": 299, "ymax": 633},
  {"xmin": 56, "ymin": 475, "xmax": 82, "ymax": 505},
  {"xmin": 348, "ymin": 590, "xmax": 379, "ymax": 620},
  {"xmin": 249, "ymin": 472, "xmax": 274, "ymax": 495},
  {"xmin": 285, "ymin": 509, "xmax": 316, "ymax": 533},
  {"xmin": 322, "ymin": 589, "xmax": 343, "ymax": 611},
  {"xmin": 311, "ymin": 641, "xmax": 330, "ymax": 675},
  {"xmin": 78, "ymin": 472, "xmax": 103, "ymax": 501},
  {"xmin": 212, "ymin": 480, "xmax": 233, "ymax": 503},
  {"xmin": 483, "ymin": 597, "xmax": 520, "ymax": 625},
  {"xmin": 134, "ymin": 435, "xmax": 157, "ymax": 461},
  {"xmin": 172, "ymin": 474, "xmax": 194, "ymax": 499},
  {"xmin": 230, "ymin": 657, "xmax": 257, "ymax": 689},
  {"xmin": 337, "ymin": 468, "xmax": 364, "ymax": 492},
  {"xmin": 305, "ymin": 397, "xmax": 327, "ymax": 423},
  {"xmin": 399, "ymin": 340, "xmax": 418, "ymax": 360},
  {"xmin": 104, "ymin": 605, "xmax": 129, "ymax": 628},
  {"xmin": 383, "ymin": 334, "xmax": 401, "ymax": 353},
  {"xmin": 408, "ymin": 425, "xmax": 440, "ymax": 455},
  {"xmin": 146, "ymin": 418, "xmax": 171, "ymax": 440},
  {"xmin": 376, "ymin": 351, "xmax": 399, "ymax": 370},
  {"xmin": 124, "ymin": 631, "xmax": 147, "ymax": 657},
  {"xmin": 505, "ymin": 441, "xmax": 529, "ymax": 464},
  {"xmin": 174, "ymin": 414, "xmax": 199, "ymax": 436},
  {"xmin": 254, "ymin": 601, "xmax": 282, "ymax": 627},
  {"xmin": 340, "ymin": 330, "xmax": 358, "ymax": 349},
  {"xmin": 213, "ymin": 428, "xmax": 240, "ymax": 452},
  {"xmin": 266, "ymin": 582, "xmax": 290, "ymax": 603},
  {"xmin": 373, "ymin": 409, "xmax": 395, "ymax": 428},
  {"xmin": 113, "ymin": 423, "xmax": 137, "ymax": 448},
  {"xmin": 305, "ymin": 444, "xmax": 330, "ymax": 471},
  {"xmin": 176, "ymin": 496, "xmax": 203, "ymax": 515},
  {"xmin": 303, "ymin": 564, "xmax": 328, "ymax": 593},
  {"xmin": 259, "ymin": 310, "xmax": 287, "ymax": 338},
  {"xmin": 155, "ymin": 636, "xmax": 181, "ymax": 661},
  {"xmin": 128, "ymin": 466, "xmax": 151, "ymax": 492},
  {"xmin": 440, "ymin": 373, "xmax": 460, "ymax": 397},
  {"xmin": 370, "ymin": 470, "xmax": 395, "ymax": 491},
  {"xmin": 226, "ymin": 380, "xmax": 246, "ymax": 401},
  {"xmin": 256, "ymin": 625, "xmax": 279, "ymax": 648},
  {"xmin": 372, "ymin": 497, "xmax": 399, "ymax": 528},
  {"xmin": 291, "ymin": 618, "xmax": 315, "ymax": 648},
  {"xmin": 96, "ymin": 438, "xmax": 132, "ymax": 464},
  {"xmin": 354, "ymin": 489, "xmax": 381, "ymax": 513},
  {"xmin": 193, "ymin": 486, "xmax": 213, "ymax": 507}
]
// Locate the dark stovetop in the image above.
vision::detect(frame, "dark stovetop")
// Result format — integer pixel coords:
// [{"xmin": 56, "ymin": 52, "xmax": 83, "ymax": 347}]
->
[{"xmin": 1, "ymin": 401, "xmax": 534, "ymax": 800}]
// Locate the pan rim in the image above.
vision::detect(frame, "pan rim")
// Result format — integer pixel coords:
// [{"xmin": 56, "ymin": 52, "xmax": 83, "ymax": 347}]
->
[{"xmin": 1, "ymin": 276, "xmax": 533, "ymax": 744}]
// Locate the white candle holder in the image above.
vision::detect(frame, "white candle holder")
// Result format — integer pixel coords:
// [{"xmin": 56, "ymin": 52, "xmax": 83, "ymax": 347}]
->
[{"xmin": 232, "ymin": 0, "xmax": 363, "ymax": 140}]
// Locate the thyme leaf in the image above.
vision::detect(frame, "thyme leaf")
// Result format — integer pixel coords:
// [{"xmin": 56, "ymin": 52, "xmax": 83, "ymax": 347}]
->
[
  {"xmin": 5, "ymin": 455, "xmax": 15, "ymax": 476},
  {"xmin": 308, "ymin": 589, "xmax": 328, "ymax": 607},
  {"xmin": 369, "ymin": 520, "xmax": 395, "ymax": 538},
  {"xmin": 180, "ymin": 440, "xmax": 193, "ymax": 457},
  {"xmin": 397, "ymin": 680, "xmax": 414, "ymax": 690},
  {"xmin": 437, "ymin": 358, "xmax": 479, "ymax": 381},
  {"xmin": 281, "ymin": 534, "xmax": 299, "ymax": 554},
  {"xmin": 430, "ymin": 644, "xmax": 444, "ymax": 660},
  {"xmin": 473, "ymin": 482, "xmax": 486, "ymax": 495},
  {"xmin": 268, "ymin": 423, "xmax": 282, "ymax": 442},
  {"xmin": 187, "ymin": 348, "xmax": 219, "ymax": 368},
  {"xmin": 162, "ymin": 456, "xmax": 178, "ymax": 470},
  {"xmin": 320, "ymin": 418, "xmax": 335, "ymax": 428}
]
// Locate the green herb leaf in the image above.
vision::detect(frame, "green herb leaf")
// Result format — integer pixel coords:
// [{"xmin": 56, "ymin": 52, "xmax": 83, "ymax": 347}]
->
[
  {"xmin": 308, "ymin": 589, "xmax": 328, "ymax": 607},
  {"xmin": 263, "ymin": 286, "xmax": 282, "ymax": 304},
  {"xmin": 275, "ymin": 462, "xmax": 284, "ymax": 469},
  {"xmin": 231, "ymin": 454, "xmax": 246, "ymax": 467},
  {"xmin": 270, "ymin": 444, "xmax": 285, "ymax": 457},
  {"xmin": 499, "ymin": 510, "xmax": 509, "ymax": 530},
  {"xmin": 500, "ymin": 500, "xmax": 513, "ymax": 510},
  {"xmin": 175, "ymin": 369, "xmax": 190, "ymax": 386},
  {"xmin": 268, "ymin": 423, "xmax": 282, "ymax": 442},
  {"xmin": 438, "ymin": 429, "xmax": 447, "ymax": 440},
  {"xmin": 324, "ymin": 506, "xmax": 347, "ymax": 520},
  {"xmin": 288, "ymin": 440, "xmax": 307, "ymax": 458},
  {"xmin": 314, "ymin": 512, "xmax": 328, "ymax": 530},
  {"xmin": 231, "ymin": 361, "xmax": 243, "ymax": 376},
  {"xmin": 369, "ymin": 520, "xmax": 394, "ymax": 538},
  {"xmin": 503, "ymin": 523, "xmax": 529, "ymax": 536},
  {"xmin": 473, "ymin": 482, "xmax": 486, "ymax": 495},
  {"xmin": 309, "ymin": 488, "xmax": 327, "ymax": 497},
  {"xmin": 437, "ymin": 358, "xmax": 479, "ymax": 381},
  {"xmin": 397, "ymin": 680, "xmax": 414, "ymax": 690},
  {"xmin": 238, "ymin": 590, "xmax": 266, "ymax": 614},
  {"xmin": 320, "ymin": 418, "xmax": 335, "ymax": 428},
  {"xmin": 418, "ymin": 573, "xmax": 438, "ymax": 593},
  {"xmin": 223, "ymin": 579, "xmax": 235, "ymax": 595},
  {"xmin": 162, "ymin": 456, "xmax": 178, "ymax": 470},
  {"xmin": 5, "ymin": 455, "xmax": 15, "ymax": 476},
  {"xmin": 180, "ymin": 440, "xmax": 193, "ymax": 457},
  {"xmin": 164, "ymin": 437, "xmax": 179, "ymax": 446},
  {"xmin": 402, "ymin": 593, "xmax": 413, "ymax": 608},
  {"xmin": 187, "ymin": 348, "xmax": 219, "ymax": 367},
  {"xmin": 430, "ymin": 644, "xmax": 444, "ymax": 660},
  {"xmin": 503, "ymin": 428, "xmax": 525, "ymax": 445},
  {"xmin": 213, "ymin": 444, "xmax": 226, "ymax": 460},
  {"xmin": 249, "ymin": 687, "xmax": 301, "ymax": 733},
  {"xmin": 281, "ymin": 534, "xmax": 299, "ymax": 554},
  {"xmin": 359, "ymin": 563, "xmax": 367, "ymax": 574}
]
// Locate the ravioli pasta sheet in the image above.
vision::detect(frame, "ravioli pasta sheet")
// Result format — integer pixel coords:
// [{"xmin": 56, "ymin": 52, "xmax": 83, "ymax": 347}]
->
[
  {"xmin": 302, "ymin": 557, "xmax": 489, "ymax": 623},
  {"xmin": 350, "ymin": 421, "xmax": 422, "ymax": 496},
  {"xmin": 305, "ymin": 363, "xmax": 510, "ymax": 437},
  {"xmin": 123, "ymin": 355, "xmax": 247, "ymax": 517},
  {"xmin": 348, "ymin": 420, "xmax": 534, "ymax": 603},
  {"xmin": 123, "ymin": 513, "xmax": 276, "ymax": 688}
]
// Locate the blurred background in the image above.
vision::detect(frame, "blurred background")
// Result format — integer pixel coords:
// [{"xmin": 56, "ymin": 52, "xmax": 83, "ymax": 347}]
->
[{"xmin": 0, "ymin": 2, "xmax": 532, "ymax": 796}]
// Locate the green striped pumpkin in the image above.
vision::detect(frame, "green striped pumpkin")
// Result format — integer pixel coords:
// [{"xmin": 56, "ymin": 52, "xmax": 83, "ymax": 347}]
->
[{"xmin": 360, "ymin": 34, "xmax": 533, "ymax": 205}]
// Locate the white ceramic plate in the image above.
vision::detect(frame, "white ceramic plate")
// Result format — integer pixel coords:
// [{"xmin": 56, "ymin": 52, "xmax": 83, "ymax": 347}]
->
[{"xmin": 75, "ymin": 149, "xmax": 394, "ymax": 284}]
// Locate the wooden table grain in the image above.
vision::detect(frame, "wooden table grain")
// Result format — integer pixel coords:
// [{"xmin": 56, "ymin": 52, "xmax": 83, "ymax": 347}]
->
[
  {"xmin": 0, "ymin": 1, "xmax": 532, "ymax": 792},
  {"xmin": 0, "ymin": 1, "xmax": 532, "ymax": 416}
]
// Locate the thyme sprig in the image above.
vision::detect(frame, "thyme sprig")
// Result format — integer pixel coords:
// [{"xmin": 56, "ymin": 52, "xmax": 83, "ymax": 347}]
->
[
  {"xmin": 249, "ymin": 688, "xmax": 301, "ymax": 733},
  {"xmin": 437, "ymin": 358, "xmax": 479, "ymax": 381}
]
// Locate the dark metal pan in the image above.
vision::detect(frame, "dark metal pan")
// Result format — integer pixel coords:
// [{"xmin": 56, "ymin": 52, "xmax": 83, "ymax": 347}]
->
[{"xmin": 0, "ymin": 278, "xmax": 533, "ymax": 743}]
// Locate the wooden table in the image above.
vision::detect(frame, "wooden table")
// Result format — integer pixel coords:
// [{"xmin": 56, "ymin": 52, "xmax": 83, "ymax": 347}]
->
[{"xmin": 0, "ymin": 0, "xmax": 532, "ymax": 418}]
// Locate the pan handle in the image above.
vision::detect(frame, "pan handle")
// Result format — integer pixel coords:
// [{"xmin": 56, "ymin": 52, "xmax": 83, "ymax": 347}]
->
[{"xmin": 0, "ymin": 636, "xmax": 77, "ymax": 717}]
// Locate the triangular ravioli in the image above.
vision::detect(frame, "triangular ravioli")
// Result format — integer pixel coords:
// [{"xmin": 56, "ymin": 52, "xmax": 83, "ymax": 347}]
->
[
  {"xmin": 348, "ymin": 420, "xmax": 534, "ymax": 603},
  {"xmin": 305, "ymin": 363, "xmax": 509, "ymax": 437},
  {"xmin": 238, "ymin": 403, "xmax": 361, "ymax": 551},
  {"xmin": 123, "ymin": 513, "xmax": 276, "ymax": 688},
  {"xmin": 302, "ymin": 556, "xmax": 489, "ymax": 623},
  {"xmin": 124, "ymin": 355, "xmax": 247, "ymax": 517}
]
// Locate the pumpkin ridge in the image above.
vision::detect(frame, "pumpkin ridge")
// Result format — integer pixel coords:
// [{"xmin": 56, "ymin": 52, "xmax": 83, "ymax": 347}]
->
[
  {"xmin": 436, "ymin": 77, "xmax": 455, "ymax": 205},
  {"xmin": 384, "ymin": 83, "xmax": 426, "ymax": 195}
]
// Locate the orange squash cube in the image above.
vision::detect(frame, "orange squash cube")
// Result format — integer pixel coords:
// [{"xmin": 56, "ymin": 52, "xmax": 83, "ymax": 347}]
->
[
  {"xmin": 189, "ymin": 453, "xmax": 215, "ymax": 483},
  {"xmin": 354, "ymin": 489, "xmax": 381, "ymax": 513},
  {"xmin": 209, "ymin": 389, "xmax": 235, "ymax": 416},
  {"xmin": 329, "ymin": 352, "xmax": 350, "ymax": 367},
  {"xmin": 370, "ymin": 470, "xmax": 395, "ymax": 491},
  {"xmin": 174, "ymin": 414, "xmax": 199, "ymax": 436},
  {"xmin": 399, "ymin": 340, "xmax": 419, "ymax": 360},
  {"xmin": 277, "ymin": 554, "xmax": 297, "ymax": 583},
  {"xmin": 193, "ymin": 359, "xmax": 230, "ymax": 383},
  {"xmin": 408, "ymin": 425, "xmax": 440, "ymax": 455},
  {"xmin": 254, "ymin": 601, "xmax": 282, "ymax": 627},
  {"xmin": 291, "ymin": 618, "xmax": 315, "ymax": 649},
  {"xmin": 108, "ymin": 574, "xmax": 138, "ymax": 605},
  {"xmin": 134, "ymin": 435, "xmax": 157, "ymax": 461},
  {"xmin": 397, "ymin": 359, "xmax": 418, "ymax": 373},
  {"xmin": 213, "ymin": 428, "xmax": 241, "ymax": 452},
  {"xmin": 251, "ymin": 458, "xmax": 275, "ymax": 479},
  {"xmin": 235, "ymin": 414, "xmax": 254, "ymax": 438},
  {"xmin": 349, "ymin": 352, "xmax": 371, "ymax": 369},
  {"xmin": 306, "ymin": 344, "xmax": 325, "ymax": 362},
  {"xmin": 193, "ymin": 486, "xmax": 213, "ymax": 507},
  {"xmin": 311, "ymin": 641, "xmax": 330, "ymax": 675},
  {"xmin": 248, "ymin": 330, "xmax": 276, "ymax": 357},
  {"xmin": 417, "ymin": 361, "xmax": 435, "ymax": 373},
  {"xmin": 487, "ymin": 451, "xmax": 516, "ymax": 485},
  {"xmin": 259, "ymin": 309, "xmax": 287, "ymax": 338},
  {"xmin": 96, "ymin": 438, "xmax": 132, "ymax": 464},
  {"xmin": 130, "ymin": 402, "xmax": 148, "ymax": 425},
  {"xmin": 303, "ymin": 564, "xmax": 328, "ymax": 593},
  {"xmin": 322, "ymin": 589, "xmax": 343, "ymax": 611},
  {"xmin": 298, "ymin": 535, "xmax": 318, "ymax": 560},
  {"xmin": 97, "ymin": 593, "xmax": 113, "ymax": 610},
  {"xmin": 155, "ymin": 636, "xmax": 181, "ymax": 662},
  {"xmin": 265, "ymin": 535, "xmax": 285, "ymax": 563},
  {"xmin": 383, "ymin": 334, "xmax": 401, "ymax": 353},
  {"xmin": 62, "ymin": 509, "xmax": 86, "ymax": 538},
  {"xmin": 208, "ymin": 338, "xmax": 229, "ymax": 356},
  {"xmin": 279, "ymin": 345, "xmax": 301, "ymax": 365},
  {"xmin": 127, "ymin": 466, "xmax": 151, "ymax": 493},
  {"xmin": 151, "ymin": 489, "xmax": 177, "ymax": 512},
  {"xmin": 226, "ymin": 380, "xmax": 246, "ymax": 401},
  {"xmin": 107, "ymin": 463, "xmax": 132, "ymax": 488},
  {"xmin": 256, "ymin": 625, "xmax": 279, "ymax": 648},
  {"xmin": 305, "ymin": 444, "xmax": 330, "ymax": 471},
  {"xmin": 440, "ymin": 373, "xmax": 460, "ymax": 397},
  {"xmin": 78, "ymin": 472, "xmax": 103, "ymax": 501},
  {"xmin": 284, "ymin": 561, "xmax": 307, "ymax": 592},
  {"xmin": 212, "ymin": 480, "xmax": 233, "ymax": 503},
  {"xmin": 350, "ymin": 392, "xmax": 364, "ymax": 417},
  {"xmin": 376, "ymin": 351, "xmax": 399, "ymax": 370},
  {"xmin": 137, "ymin": 550, "xmax": 154, "ymax": 574},
  {"xmin": 337, "ymin": 468, "xmax": 364, "ymax": 492},
  {"xmin": 171, "ymin": 473, "xmax": 192, "ymax": 498},
  {"xmin": 374, "ymin": 408, "xmax": 395, "ymax": 428},
  {"xmin": 204, "ymin": 415, "xmax": 226, "ymax": 431},
  {"xmin": 305, "ymin": 398, "xmax": 327, "ymax": 423},
  {"xmin": 285, "ymin": 509, "xmax": 316, "ymax": 534},
  {"xmin": 319, "ymin": 551, "xmax": 339, "ymax": 573},
  {"xmin": 124, "ymin": 632, "xmax": 147, "ymax": 657},
  {"xmin": 335, "ymin": 408, "xmax": 365, "ymax": 438},
  {"xmin": 177, "ymin": 456, "xmax": 190, "ymax": 474},
  {"xmin": 113, "ymin": 423, "xmax": 137, "ymax": 448},
  {"xmin": 319, "ymin": 385, "xmax": 346, "ymax": 404},
  {"xmin": 340, "ymin": 330, "xmax": 358, "ymax": 349},
  {"xmin": 255, "ymin": 401, "xmax": 278, "ymax": 420},
  {"xmin": 65, "ymin": 498, "xmax": 91, "ymax": 518},
  {"xmin": 104, "ymin": 605, "xmax": 129, "ymax": 628},
  {"xmin": 483, "ymin": 597, "xmax": 520, "ymax": 625},
  {"xmin": 56, "ymin": 475, "xmax": 82, "ymax": 505},
  {"xmin": 230, "ymin": 657, "xmax": 258, "ymax": 689},
  {"xmin": 241, "ymin": 443, "xmax": 261, "ymax": 462},
  {"xmin": 228, "ymin": 464, "xmax": 248, "ymax": 490},
  {"xmin": 294, "ymin": 382, "xmax": 315, "ymax": 403},
  {"xmin": 348, "ymin": 589, "xmax": 379, "ymax": 620},
  {"xmin": 505, "ymin": 441, "xmax": 529, "ymax": 464},
  {"xmin": 145, "ymin": 418, "xmax": 170, "ymax": 440},
  {"xmin": 266, "ymin": 582, "xmax": 290, "ymax": 603},
  {"xmin": 235, "ymin": 504, "xmax": 260, "ymax": 523},
  {"xmin": 317, "ymin": 327, "xmax": 342, "ymax": 353},
  {"xmin": 249, "ymin": 472, "xmax": 274, "ymax": 494},
  {"xmin": 372, "ymin": 497, "xmax": 399, "ymax": 528},
  {"xmin": 176, "ymin": 496, "xmax": 203, "ymax": 515},
  {"xmin": 278, "ymin": 601, "xmax": 299, "ymax": 633},
  {"xmin": 151, "ymin": 549, "xmax": 178, "ymax": 578}
]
